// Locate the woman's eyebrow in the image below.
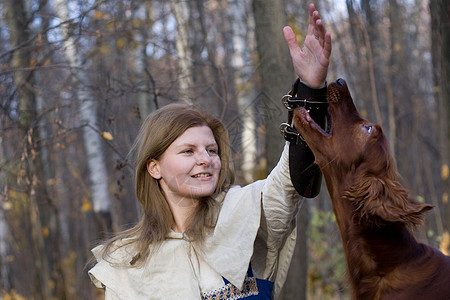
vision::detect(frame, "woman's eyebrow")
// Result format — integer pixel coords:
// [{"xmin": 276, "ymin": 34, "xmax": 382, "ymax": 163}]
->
[{"xmin": 175, "ymin": 142, "xmax": 218, "ymax": 149}]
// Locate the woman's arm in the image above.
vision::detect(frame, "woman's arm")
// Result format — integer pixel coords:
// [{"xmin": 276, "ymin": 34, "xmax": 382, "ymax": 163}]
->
[
  {"xmin": 251, "ymin": 5, "xmax": 332, "ymax": 295},
  {"xmin": 251, "ymin": 143, "xmax": 301, "ymax": 297},
  {"xmin": 282, "ymin": 3, "xmax": 332, "ymax": 198},
  {"xmin": 261, "ymin": 142, "xmax": 301, "ymax": 249},
  {"xmin": 283, "ymin": 3, "xmax": 331, "ymax": 88}
]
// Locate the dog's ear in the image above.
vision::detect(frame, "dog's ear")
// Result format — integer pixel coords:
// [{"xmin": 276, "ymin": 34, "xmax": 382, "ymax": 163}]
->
[{"xmin": 344, "ymin": 176, "xmax": 433, "ymax": 226}]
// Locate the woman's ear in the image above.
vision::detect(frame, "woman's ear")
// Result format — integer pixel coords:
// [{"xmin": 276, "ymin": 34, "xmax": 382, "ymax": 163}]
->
[{"xmin": 147, "ymin": 160, "xmax": 162, "ymax": 179}]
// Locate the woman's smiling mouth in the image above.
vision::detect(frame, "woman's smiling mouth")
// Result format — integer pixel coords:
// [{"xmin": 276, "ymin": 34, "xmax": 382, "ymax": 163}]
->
[{"xmin": 192, "ymin": 173, "xmax": 212, "ymax": 178}]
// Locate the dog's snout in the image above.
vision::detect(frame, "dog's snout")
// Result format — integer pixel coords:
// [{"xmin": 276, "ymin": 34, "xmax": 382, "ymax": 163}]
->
[
  {"xmin": 336, "ymin": 78, "xmax": 346, "ymax": 87},
  {"xmin": 327, "ymin": 78, "xmax": 350, "ymax": 104}
]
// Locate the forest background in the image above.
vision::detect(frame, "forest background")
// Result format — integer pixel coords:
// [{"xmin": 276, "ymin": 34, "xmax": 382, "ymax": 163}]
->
[{"xmin": 0, "ymin": 0, "xmax": 449, "ymax": 299}]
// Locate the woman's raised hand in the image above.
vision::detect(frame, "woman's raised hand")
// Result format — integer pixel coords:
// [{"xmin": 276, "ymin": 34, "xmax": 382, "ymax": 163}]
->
[{"xmin": 283, "ymin": 3, "xmax": 332, "ymax": 88}]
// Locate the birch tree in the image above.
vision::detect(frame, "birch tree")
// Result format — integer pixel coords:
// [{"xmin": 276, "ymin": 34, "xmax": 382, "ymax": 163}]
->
[
  {"xmin": 228, "ymin": 0, "xmax": 258, "ymax": 183},
  {"xmin": 53, "ymin": 0, "xmax": 112, "ymax": 232},
  {"xmin": 132, "ymin": 0, "xmax": 156, "ymax": 118},
  {"xmin": 171, "ymin": 0, "xmax": 193, "ymax": 104}
]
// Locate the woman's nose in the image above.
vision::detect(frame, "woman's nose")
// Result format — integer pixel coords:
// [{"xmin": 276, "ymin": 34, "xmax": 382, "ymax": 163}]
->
[{"xmin": 196, "ymin": 150, "xmax": 212, "ymax": 165}]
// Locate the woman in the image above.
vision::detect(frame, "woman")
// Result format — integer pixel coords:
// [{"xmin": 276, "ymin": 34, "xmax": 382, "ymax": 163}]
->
[{"xmin": 89, "ymin": 3, "xmax": 331, "ymax": 299}]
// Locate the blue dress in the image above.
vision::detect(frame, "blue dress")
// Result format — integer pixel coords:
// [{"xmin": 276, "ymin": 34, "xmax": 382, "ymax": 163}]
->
[{"xmin": 201, "ymin": 265, "xmax": 274, "ymax": 300}]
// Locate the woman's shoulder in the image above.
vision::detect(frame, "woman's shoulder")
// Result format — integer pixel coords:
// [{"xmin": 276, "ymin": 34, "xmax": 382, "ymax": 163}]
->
[
  {"xmin": 88, "ymin": 237, "xmax": 157, "ymax": 298},
  {"xmin": 214, "ymin": 181, "xmax": 265, "ymax": 222},
  {"xmin": 92, "ymin": 237, "xmax": 139, "ymax": 265},
  {"xmin": 227, "ymin": 180, "xmax": 266, "ymax": 194}
]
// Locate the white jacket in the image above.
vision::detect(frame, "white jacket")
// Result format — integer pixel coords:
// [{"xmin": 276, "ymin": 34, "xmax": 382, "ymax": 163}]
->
[{"xmin": 89, "ymin": 143, "xmax": 303, "ymax": 299}]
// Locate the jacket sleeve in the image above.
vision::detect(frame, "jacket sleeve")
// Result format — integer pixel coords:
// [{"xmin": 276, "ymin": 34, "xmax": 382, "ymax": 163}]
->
[
  {"xmin": 262, "ymin": 142, "xmax": 303, "ymax": 245},
  {"xmin": 251, "ymin": 142, "xmax": 304, "ymax": 298},
  {"xmin": 105, "ymin": 288, "xmax": 121, "ymax": 300}
]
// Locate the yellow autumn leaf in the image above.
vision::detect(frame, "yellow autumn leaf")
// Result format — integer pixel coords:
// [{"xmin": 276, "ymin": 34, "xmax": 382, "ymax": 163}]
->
[
  {"xmin": 42, "ymin": 227, "xmax": 49, "ymax": 237},
  {"xmin": 81, "ymin": 197, "xmax": 92, "ymax": 212},
  {"xmin": 93, "ymin": 10, "xmax": 108, "ymax": 20},
  {"xmin": 2, "ymin": 201, "xmax": 12, "ymax": 211},
  {"xmin": 98, "ymin": 44, "xmax": 110, "ymax": 55},
  {"xmin": 102, "ymin": 131, "xmax": 114, "ymax": 140},
  {"xmin": 116, "ymin": 37, "xmax": 126, "ymax": 50},
  {"xmin": 443, "ymin": 192, "xmax": 448, "ymax": 204},
  {"xmin": 132, "ymin": 19, "xmax": 145, "ymax": 28},
  {"xmin": 416, "ymin": 195, "xmax": 425, "ymax": 203},
  {"xmin": 48, "ymin": 279, "xmax": 55, "ymax": 291},
  {"xmin": 2, "ymin": 288, "xmax": 27, "ymax": 300},
  {"xmin": 442, "ymin": 164, "xmax": 449, "ymax": 180},
  {"xmin": 360, "ymin": 109, "xmax": 368, "ymax": 118},
  {"xmin": 440, "ymin": 231, "xmax": 449, "ymax": 255},
  {"xmin": 56, "ymin": 142, "xmax": 66, "ymax": 150},
  {"xmin": 287, "ymin": 16, "xmax": 303, "ymax": 42},
  {"xmin": 46, "ymin": 178, "xmax": 56, "ymax": 186},
  {"xmin": 8, "ymin": 189, "xmax": 27, "ymax": 202}
]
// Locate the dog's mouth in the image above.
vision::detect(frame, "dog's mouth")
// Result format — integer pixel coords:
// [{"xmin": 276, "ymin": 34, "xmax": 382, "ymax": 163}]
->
[
  {"xmin": 293, "ymin": 78, "xmax": 352, "ymax": 141},
  {"xmin": 325, "ymin": 109, "xmax": 332, "ymax": 134},
  {"xmin": 294, "ymin": 106, "xmax": 332, "ymax": 138}
]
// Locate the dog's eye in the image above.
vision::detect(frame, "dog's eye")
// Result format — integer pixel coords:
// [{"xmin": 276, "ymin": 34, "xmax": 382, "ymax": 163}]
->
[{"xmin": 364, "ymin": 125, "xmax": 373, "ymax": 133}]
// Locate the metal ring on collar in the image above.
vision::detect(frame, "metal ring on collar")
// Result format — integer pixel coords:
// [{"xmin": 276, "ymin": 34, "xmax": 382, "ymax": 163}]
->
[
  {"xmin": 282, "ymin": 94, "xmax": 329, "ymax": 111},
  {"xmin": 280, "ymin": 122, "xmax": 307, "ymax": 144}
]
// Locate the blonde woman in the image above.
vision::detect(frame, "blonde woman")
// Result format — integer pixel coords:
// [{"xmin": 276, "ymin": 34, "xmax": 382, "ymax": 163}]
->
[{"xmin": 88, "ymin": 3, "xmax": 331, "ymax": 299}]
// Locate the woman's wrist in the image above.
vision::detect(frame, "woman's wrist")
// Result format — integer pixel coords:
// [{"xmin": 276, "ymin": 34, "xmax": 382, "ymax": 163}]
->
[
  {"xmin": 299, "ymin": 78, "xmax": 326, "ymax": 90},
  {"xmin": 295, "ymin": 78, "xmax": 327, "ymax": 102}
]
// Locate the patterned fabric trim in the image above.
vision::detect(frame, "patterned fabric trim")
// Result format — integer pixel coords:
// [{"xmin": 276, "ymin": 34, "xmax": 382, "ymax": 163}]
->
[{"xmin": 201, "ymin": 277, "xmax": 259, "ymax": 300}]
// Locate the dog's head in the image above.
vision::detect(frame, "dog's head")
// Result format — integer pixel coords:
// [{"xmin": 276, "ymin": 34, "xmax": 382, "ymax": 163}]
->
[
  {"xmin": 293, "ymin": 78, "xmax": 386, "ymax": 172},
  {"xmin": 293, "ymin": 78, "xmax": 432, "ymax": 226}
]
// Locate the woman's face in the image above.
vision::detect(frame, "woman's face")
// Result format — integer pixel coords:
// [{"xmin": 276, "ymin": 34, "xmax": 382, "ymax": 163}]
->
[{"xmin": 147, "ymin": 126, "xmax": 222, "ymax": 205}]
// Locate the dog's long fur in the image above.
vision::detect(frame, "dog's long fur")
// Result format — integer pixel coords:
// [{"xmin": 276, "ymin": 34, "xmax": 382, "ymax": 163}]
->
[{"xmin": 293, "ymin": 78, "xmax": 450, "ymax": 300}]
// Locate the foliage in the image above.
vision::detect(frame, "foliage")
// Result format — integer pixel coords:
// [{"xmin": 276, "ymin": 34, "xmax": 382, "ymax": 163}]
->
[{"xmin": 307, "ymin": 209, "xmax": 348, "ymax": 299}]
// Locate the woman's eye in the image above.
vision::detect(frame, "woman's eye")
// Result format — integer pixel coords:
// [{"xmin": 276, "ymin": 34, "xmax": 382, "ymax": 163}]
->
[
  {"xmin": 183, "ymin": 149, "xmax": 193, "ymax": 154},
  {"xmin": 208, "ymin": 148, "xmax": 218, "ymax": 155}
]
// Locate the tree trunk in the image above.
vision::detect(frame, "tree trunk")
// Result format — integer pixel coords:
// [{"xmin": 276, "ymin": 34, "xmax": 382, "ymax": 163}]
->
[
  {"xmin": 440, "ymin": 0, "xmax": 450, "ymax": 246},
  {"xmin": 280, "ymin": 201, "xmax": 309, "ymax": 300},
  {"xmin": 132, "ymin": 0, "xmax": 157, "ymax": 118},
  {"xmin": 344, "ymin": 0, "xmax": 373, "ymax": 120},
  {"xmin": 253, "ymin": 1, "xmax": 306, "ymax": 299},
  {"xmin": 3, "ymin": 0, "xmax": 58, "ymax": 298},
  {"xmin": 171, "ymin": 0, "xmax": 194, "ymax": 104},
  {"xmin": 228, "ymin": 0, "xmax": 257, "ymax": 183},
  {"xmin": 0, "ymin": 121, "xmax": 11, "ymax": 292},
  {"xmin": 360, "ymin": 1, "xmax": 383, "ymax": 127},
  {"xmin": 388, "ymin": 0, "xmax": 418, "ymax": 184},
  {"xmin": 53, "ymin": 0, "xmax": 112, "ymax": 235},
  {"xmin": 252, "ymin": 0, "xmax": 293, "ymax": 172},
  {"xmin": 431, "ymin": 0, "xmax": 450, "ymax": 253}
]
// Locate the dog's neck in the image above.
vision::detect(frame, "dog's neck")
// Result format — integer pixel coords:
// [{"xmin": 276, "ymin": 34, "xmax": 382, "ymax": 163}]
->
[
  {"xmin": 349, "ymin": 223, "xmax": 419, "ymax": 271},
  {"xmin": 324, "ymin": 173, "xmax": 429, "ymax": 299}
]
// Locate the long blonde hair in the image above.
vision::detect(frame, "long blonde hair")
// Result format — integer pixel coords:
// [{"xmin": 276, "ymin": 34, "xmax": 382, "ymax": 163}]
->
[{"xmin": 99, "ymin": 103, "xmax": 234, "ymax": 266}]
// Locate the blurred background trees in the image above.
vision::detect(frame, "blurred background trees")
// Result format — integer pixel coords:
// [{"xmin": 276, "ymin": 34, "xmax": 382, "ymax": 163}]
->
[{"xmin": 0, "ymin": 0, "xmax": 448, "ymax": 299}]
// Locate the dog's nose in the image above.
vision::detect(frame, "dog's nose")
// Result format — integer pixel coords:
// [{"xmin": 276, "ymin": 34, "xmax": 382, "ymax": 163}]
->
[{"xmin": 336, "ymin": 78, "xmax": 346, "ymax": 86}]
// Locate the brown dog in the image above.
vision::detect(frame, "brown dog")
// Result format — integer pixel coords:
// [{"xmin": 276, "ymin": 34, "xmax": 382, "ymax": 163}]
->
[{"xmin": 293, "ymin": 78, "xmax": 450, "ymax": 300}]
